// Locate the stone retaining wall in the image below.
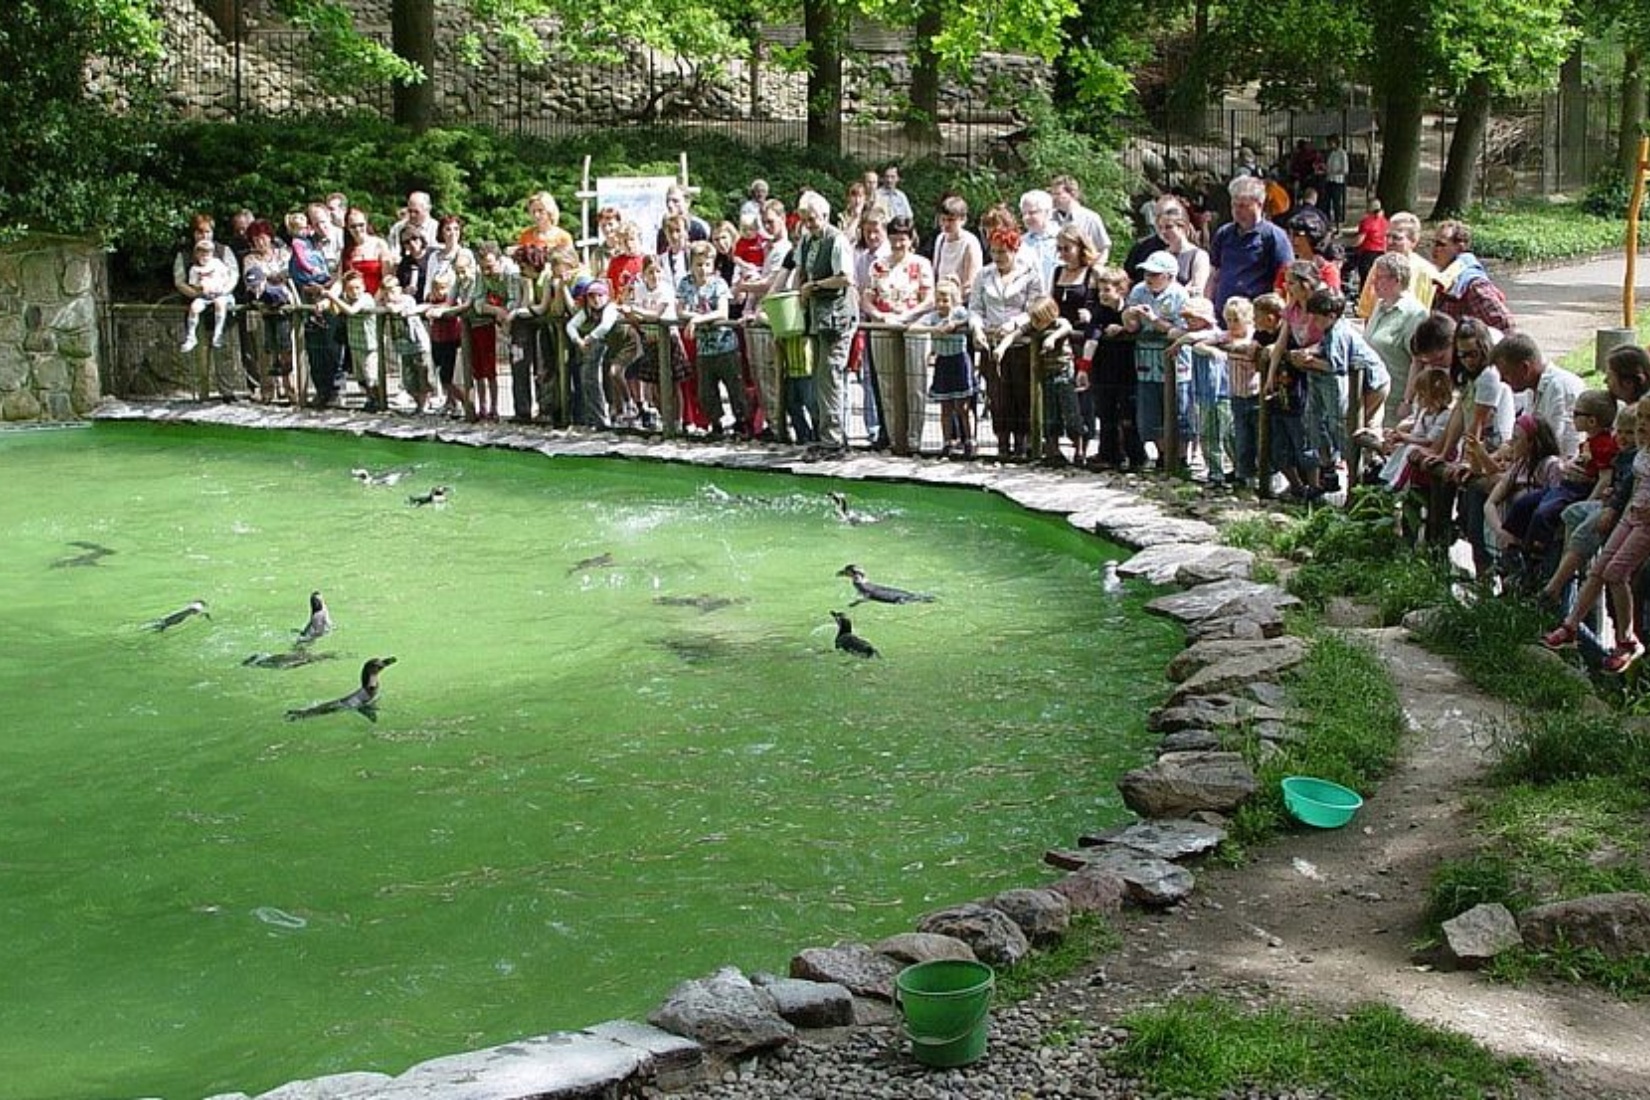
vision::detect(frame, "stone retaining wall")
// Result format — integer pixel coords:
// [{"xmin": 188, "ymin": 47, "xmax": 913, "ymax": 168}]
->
[
  {"xmin": 0, "ymin": 236, "xmax": 105, "ymax": 422},
  {"xmin": 107, "ymin": 0, "xmax": 1044, "ymax": 126}
]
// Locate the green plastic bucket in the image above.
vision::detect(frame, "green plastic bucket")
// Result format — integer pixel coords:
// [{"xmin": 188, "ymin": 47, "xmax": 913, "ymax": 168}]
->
[
  {"xmin": 894, "ymin": 959, "xmax": 994, "ymax": 1068},
  {"xmin": 762, "ymin": 291, "xmax": 806, "ymax": 338}
]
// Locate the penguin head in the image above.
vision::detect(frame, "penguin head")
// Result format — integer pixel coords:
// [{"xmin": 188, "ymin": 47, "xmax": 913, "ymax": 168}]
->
[
  {"xmin": 351, "ymin": 468, "xmax": 370, "ymax": 482},
  {"xmin": 830, "ymin": 610, "xmax": 850, "ymax": 631},
  {"xmin": 309, "ymin": 591, "xmax": 325, "ymax": 611},
  {"xmin": 361, "ymin": 656, "xmax": 397, "ymax": 684},
  {"xmin": 836, "ymin": 564, "xmax": 865, "ymax": 580}
]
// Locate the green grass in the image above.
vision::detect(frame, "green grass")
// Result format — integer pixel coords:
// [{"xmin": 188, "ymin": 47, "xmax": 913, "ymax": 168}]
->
[
  {"xmin": 1228, "ymin": 632, "xmax": 1408, "ymax": 848},
  {"xmin": 1557, "ymin": 305, "xmax": 1650, "ymax": 385},
  {"xmin": 1468, "ymin": 202, "xmax": 1636, "ymax": 265},
  {"xmin": 1111, "ymin": 996, "xmax": 1536, "ymax": 1100},
  {"xmin": 994, "ymin": 913, "xmax": 1122, "ymax": 1003},
  {"xmin": 1414, "ymin": 593, "xmax": 1595, "ymax": 716},
  {"xmin": 1489, "ymin": 941, "xmax": 1650, "ymax": 998}
]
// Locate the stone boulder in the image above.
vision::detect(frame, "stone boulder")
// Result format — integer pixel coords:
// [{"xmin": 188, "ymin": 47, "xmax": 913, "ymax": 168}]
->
[
  {"xmin": 252, "ymin": 1075, "xmax": 392, "ymax": 1100},
  {"xmin": 917, "ymin": 903, "xmax": 1031, "ymax": 966},
  {"xmin": 1174, "ymin": 549, "xmax": 1257, "ymax": 586},
  {"xmin": 872, "ymin": 931, "xmax": 978, "ymax": 966},
  {"xmin": 1158, "ymin": 728, "xmax": 1222, "ymax": 753},
  {"xmin": 1148, "ymin": 694, "xmax": 1287, "ymax": 733},
  {"xmin": 649, "ymin": 967, "xmax": 794, "ymax": 1055},
  {"xmin": 1118, "ymin": 751, "xmax": 1259, "ymax": 818},
  {"xmin": 1166, "ymin": 637, "xmax": 1308, "ymax": 684},
  {"xmin": 379, "ymin": 1032, "xmax": 653, "ymax": 1099},
  {"xmin": 582, "ymin": 1020, "xmax": 703, "ymax": 1091},
  {"xmin": 1441, "ymin": 903, "xmax": 1524, "ymax": 968},
  {"xmin": 752, "ymin": 977, "xmax": 855, "ymax": 1029},
  {"xmin": 1042, "ymin": 845, "xmax": 1193, "ymax": 906},
  {"xmin": 1146, "ymin": 579, "xmax": 1301, "ymax": 625},
  {"xmin": 1119, "ymin": 543, "xmax": 1252, "ymax": 586},
  {"xmin": 1047, "ymin": 864, "xmax": 1128, "ymax": 914},
  {"xmin": 1185, "ymin": 612, "xmax": 1283, "ymax": 641},
  {"xmin": 1518, "ymin": 893, "xmax": 1650, "ymax": 960},
  {"xmin": 789, "ymin": 944, "xmax": 903, "ymax": 1002},
  {"xmin": 1080, "ymin": 818, "xmax": 1227, "ymax": 861},
  {"xmin": 988, "ymin": 887, "xmax": 1071, "ymax": 945},
  {"xmin": 1169, "ymin": 651, "xmax": 1303, "ymax": 704}
]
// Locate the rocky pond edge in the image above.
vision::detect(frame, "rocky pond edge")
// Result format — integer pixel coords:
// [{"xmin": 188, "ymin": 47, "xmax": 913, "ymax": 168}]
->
[{"xmin": 89, "ymin": 400, "xmax": 1309, "ymax": 1100}]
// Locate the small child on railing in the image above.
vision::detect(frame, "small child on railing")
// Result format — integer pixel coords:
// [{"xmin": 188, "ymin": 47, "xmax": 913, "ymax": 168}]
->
[
  {"xmin": 910, "ymin": 277, "xmax": 977, "ymax": 459},
  {"xmin": 181, "ymin": 239, "xmax": 236, "ymax": 353}
]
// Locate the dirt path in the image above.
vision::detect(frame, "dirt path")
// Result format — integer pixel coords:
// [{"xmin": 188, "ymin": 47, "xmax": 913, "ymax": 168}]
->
[{"xmin": 1085, "ymin": 628, "xmax": 1650, "ymax": 1098}]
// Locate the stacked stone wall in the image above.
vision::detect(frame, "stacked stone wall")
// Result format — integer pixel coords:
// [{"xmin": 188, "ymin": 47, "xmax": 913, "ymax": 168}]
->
[
  {"xmin": 108, "ymin": 0, "xmax": 1044, "ymax": 127},
  {"xmin": 0, "ymin": 238, "xmax": 105, "ymax": 422}
]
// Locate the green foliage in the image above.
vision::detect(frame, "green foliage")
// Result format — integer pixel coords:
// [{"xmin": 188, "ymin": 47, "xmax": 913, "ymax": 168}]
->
[
  {"xmin": 1229, "ymin": 633, "xmax": 1407, "ymax": 847},
  {"xmin": 1279, "ymin": 488, "xmax": 1452, "ymax": 626},
  {"xmin": 1488, "ymin": 709, "xmax": 1650, "ymax": 787},
  {"xmin": 1425, "ymin": 853, "xmax": 1524, "ymax": 932},
  {"xmin": 993, "ymin": 913, "xmax": 1121, "ymax": 1002},
  {"xmin": 1490, "ymin": 941, "xmax": 1650, "ymax": 997},
  {"xmin": 1111, "ymin": 996, "xmax": 1535, "ymax": 1100},
  {"xmin": 1465, "ymin": 202, "xmax": 1631, "ymax": 264},
  {"xmin": 102, "ymin": 113, "xmax": 1135, "ymax": 295},
  {"xmin": 1583, "ymin": 166, "xmax": 1634, "ymax": 218},
  {"xmin": 1414, "ymin": 593, "xmax": 1594, "ymax": 715}
]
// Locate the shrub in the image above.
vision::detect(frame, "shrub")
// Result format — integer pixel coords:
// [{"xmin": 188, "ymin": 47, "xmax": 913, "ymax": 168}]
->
[
  {"xmin": 1424, "ymin": 854, "xmax": 1524, "ymax": 933},
  {"xmin": 1465, "ymin": 203, "xmax": 1631, "ymax": 265}
]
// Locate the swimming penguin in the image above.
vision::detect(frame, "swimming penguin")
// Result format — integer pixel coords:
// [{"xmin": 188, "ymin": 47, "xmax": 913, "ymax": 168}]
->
[
  {"xmin": 568, "ymin": 552, "xmax": 615, "ymax": 576},
  {"xmin": 828, "ymin": 492, "xmax": 881, "ymax": 526},
  {"xmin": 284, "ymin": 656, "xmax": 397, "ymax": 723},
  {"xmin": 830, "ymin": 611, "xmax": 878, "ymax": 658},
  {"xmin": 146, "ymin": 599, "xmax": 210, "ymax": 632},
  {"xmin": 837, "ymin": 564, "xmax": 935, "ymax": 606},
  {"xmin": 295, "ymin": 591, "xmax": 332, "ymax": 645},
  {"xmin": 1102, "ymin": 562, "xmax": 1124, "ymax": 594},
  {"xmin": 352, "ymin": 468, "xmax": 406, "ymax": 487},
  {"xmin": 52, "ymin": 541, "xmax": 115, "ymax": 569},
  {"xmin": 243, "ymin": 649, "xmax": 337, "ymax": 670},
  {"xmin": 408, "ymin": 486, "xmax": 449, "ymax": 507}
]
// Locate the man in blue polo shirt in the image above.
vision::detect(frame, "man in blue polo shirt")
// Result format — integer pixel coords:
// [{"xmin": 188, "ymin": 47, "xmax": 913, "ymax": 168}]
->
[{"xmin": 1207, "ymin": 175, "xmax": 1293, "ymax": 312}]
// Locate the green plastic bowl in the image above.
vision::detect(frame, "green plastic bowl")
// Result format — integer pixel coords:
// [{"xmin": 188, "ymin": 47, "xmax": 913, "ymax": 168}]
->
[{"xmin": 1281, "ymin": 776, "xmax": 1364, "ymax": 829}]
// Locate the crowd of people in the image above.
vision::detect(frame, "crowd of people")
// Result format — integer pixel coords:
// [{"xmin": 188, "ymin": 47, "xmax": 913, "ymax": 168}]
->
[{"xmin": 166, "ymin": 156, "xmax": 1650, "ymax": 666}]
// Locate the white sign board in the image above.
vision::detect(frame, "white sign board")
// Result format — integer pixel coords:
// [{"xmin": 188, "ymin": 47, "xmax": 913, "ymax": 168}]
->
[{"xmin": 594, "ymin": 176, "xmax": 676, "ymax": 257}]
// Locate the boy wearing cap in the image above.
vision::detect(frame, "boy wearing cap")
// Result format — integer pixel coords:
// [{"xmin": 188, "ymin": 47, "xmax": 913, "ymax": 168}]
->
[
  {"xmin": 566, "ymin": 279, "xmax": 620, "ymax": 428},
  {"xmin": 1167, "ymin": 296, "xmax": 1233, "ymax": 485}
]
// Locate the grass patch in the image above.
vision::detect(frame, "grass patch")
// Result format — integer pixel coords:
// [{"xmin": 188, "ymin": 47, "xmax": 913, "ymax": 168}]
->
[
  {"xmin": 1557, "ymin": 305, "xmax": 1650, "ymax": 385},
  {"xmin": 1425, "ymin": 853, "xmax": 1527, "ymax": 934},
  {"xmin": 994, "ymin": 913, "xmax": 1122, "ymax": 1003},
  {"xmin": 1468, "ymin": 202, "xmax": 1635, "ymax": 265},
  {"xmin": 1488, "ymin": 942, "xmax": 1650, "ymax": 998},
  {"xmin": 1483, "ymin": 778, "xmax": 1650, "ymax": 897},
  {"xmin": 1229, "ymin": 632, "xmax": 1407, "ymax": 847},
  {"xmin": 1111, "ymin": 995, "xmax": 1536, "ymax": 1099},
  {"xmin": 1488, "ymin": 709, "xmax": 1650, "ymax": 787},
  {"xmin": 1279, "ymin": 488, "xmax": 1453, "ymax": 626},
  {"xmin": 1414, "ymin": 593, "xmax": 1595, "ymax": 715}
]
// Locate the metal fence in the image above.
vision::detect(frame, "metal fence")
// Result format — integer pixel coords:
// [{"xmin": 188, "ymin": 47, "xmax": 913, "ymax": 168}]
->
[
  {"xmin": 1120, "ymin": 89, "xmax": 1624, "ymax": 210},
  {"xmin": 155, "ymin": 17, "xmax": 1026, "ymax": 165}
]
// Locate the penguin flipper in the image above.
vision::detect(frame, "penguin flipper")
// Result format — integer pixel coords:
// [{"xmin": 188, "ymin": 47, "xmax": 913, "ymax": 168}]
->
[{"xmin": 357, "ymin": 702, "xmax": 379, "ymax": 724}]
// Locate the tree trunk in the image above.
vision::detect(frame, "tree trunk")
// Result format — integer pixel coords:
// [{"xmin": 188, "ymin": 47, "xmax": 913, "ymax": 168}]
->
[
  {"xmin": 1559, "ymin": 46, "xmax": 1586, "ymax": 191},
  {"xmin": 1374, "ymin": 83, "xmax": 1425, "ymax": 215},
  {"xmin": 392, "ymin": 0, "xmax": 436, "ymax": 133},
  {"xmin": 1432, "ymin": 74, "xmax": 1491, "ymax": 220},
  {"xmin": 1620, "ymin": 46, "xmax": 1647, "ymax": 179},
  {"xmin": 904, "ymin": 0, "xmax": 942, "ymax": 155},
  {"xmin": 804, "ymin": 0, "xmax": 844, "ymax": 154}
]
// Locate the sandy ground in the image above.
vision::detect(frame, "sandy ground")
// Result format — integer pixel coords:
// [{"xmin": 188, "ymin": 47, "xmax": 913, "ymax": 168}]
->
[{"xmin": 1079, "ymin": 628, "xmax": 1650, "ymax": 1099}]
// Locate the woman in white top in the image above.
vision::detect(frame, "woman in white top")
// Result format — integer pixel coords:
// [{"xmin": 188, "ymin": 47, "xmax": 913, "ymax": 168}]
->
[
  {"xmin": 931, "ymin": 193, "xmax": 983, "ymax": 297},
  {"xmin": 969, "ymin": 227, "xmax": 1043, "ymax": 459}
]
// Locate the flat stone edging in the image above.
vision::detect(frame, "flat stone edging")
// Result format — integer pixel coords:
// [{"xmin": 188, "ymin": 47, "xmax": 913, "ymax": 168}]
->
[{"xmin": 90, "ymin": 399, "xmax": 1302, "ymax": 1100}]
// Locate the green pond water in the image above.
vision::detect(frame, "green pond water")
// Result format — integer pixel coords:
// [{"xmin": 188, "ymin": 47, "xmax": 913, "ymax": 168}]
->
[{"xmin": 0, "ymin": 423, "xmax": 1177, "ymax": 1100}]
